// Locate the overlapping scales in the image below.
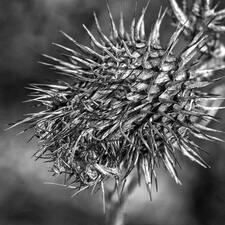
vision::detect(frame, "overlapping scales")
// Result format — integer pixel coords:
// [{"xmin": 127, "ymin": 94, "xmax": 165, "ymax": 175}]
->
[{"xmin": 10, "ymin": 1, "xmax": 224, "ymax": 197}]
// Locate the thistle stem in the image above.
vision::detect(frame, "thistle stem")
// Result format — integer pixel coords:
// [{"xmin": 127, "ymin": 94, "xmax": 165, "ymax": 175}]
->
[{"xmin": 105, "ymin": 174, "xmax": 138, "ymax": 225}]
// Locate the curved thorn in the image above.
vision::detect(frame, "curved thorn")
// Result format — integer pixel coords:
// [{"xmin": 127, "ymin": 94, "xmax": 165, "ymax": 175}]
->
[
  {"xmin": 169, "ymin": 0, "xmax": 190, "ymax": 28},
  {"xmin": 119, "ymin": 11, "xmax": 125, "ymax": 38},
  {"xmin": 52, "ymin": 43, "xmax": 81, "ymax": 57},
  {"xmin": 147, "ymin": 8, "xmax": 167, "ymax": 48},
  {"xmin": 161, "ymin": 23, "xmax": 184, "ymax": 64},
  {"xmin": 135, "ymin": 0, "xmax": 150, "ymax": 41},
  {"xmin": 60, "ymin": 31, "xmax": 104, "ymax": 61},
  {"xmin": 53, "ymin": 42, "xmax": 104, "ymax": 61},
  {"xmin": 83, "ymin": 24, "xmax": 122, "ymax": 62},
  {"xmin": 205, "ymin": 0, "xmax": 213, "ymax": 11},
  {"xmin": 93, "ymin": 12, "xmax": 122, "ymax": 53},
  {"xmin": 121, "ymin": 40, "xmax": 135, "ymax": 58},
  {"xmin": 82, "ymin": 24, "xmax": 104, "ymax": 49},
  {"xmin": 43, "ymin": 54, "xmax": 79, "ymax": 70},
  {"xmin": 213, "ymin": 9, "xmax": 225, "ymax": 21},
  {"xmin": 140, "ymin": 20, "xmax": 145, "ymax": 40},
  {"xmin": 106, "ymin": 0, "xmax": 119, "ymax": 39},
  {"xmin": 130, "ymin": 17, "xmax": 136, "ymax": 43},
  {"xmin": 130, "ymin": 0, "xmax": 138, "ymax": 43},
  {"xmin": 209, "ymin": 24, "xmax": 225, "ymax": 32},
  {"xmin": 70, "ymin": 54, "xmax": 99, "ymax": 68}
]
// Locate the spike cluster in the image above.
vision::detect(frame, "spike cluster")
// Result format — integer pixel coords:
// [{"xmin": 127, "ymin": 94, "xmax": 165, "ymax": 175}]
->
[
  {"xmin": 169, "ymin": 0, "xmax": 225, "ymax": 81},
  {"xmin": 12, "ymin": 1, "xmax": 225, "ymax": 197},
  {"xmin": 169, "ymin": 0, "xmax": 225, "ymax": 46}
]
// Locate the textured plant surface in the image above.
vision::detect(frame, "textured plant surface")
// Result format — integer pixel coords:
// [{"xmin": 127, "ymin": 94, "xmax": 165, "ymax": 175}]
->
[
  {"xmin": 11, "ymin": 0, "xmax": 225, "ymax": 199},
  {"xmin": 169, "ymin": 0, "xmax": 225, "ymax": 79}
]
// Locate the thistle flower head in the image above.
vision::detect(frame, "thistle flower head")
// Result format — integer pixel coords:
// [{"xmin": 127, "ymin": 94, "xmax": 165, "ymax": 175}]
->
[{"xmin": 12, "ymin": 1, "xmax": 224, "ymax": 197}]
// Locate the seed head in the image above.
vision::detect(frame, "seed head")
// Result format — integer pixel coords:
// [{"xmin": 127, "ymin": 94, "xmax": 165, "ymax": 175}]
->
[{"xmin": 11, "ymin": 1, "xmax": 224, "ymax": 197}]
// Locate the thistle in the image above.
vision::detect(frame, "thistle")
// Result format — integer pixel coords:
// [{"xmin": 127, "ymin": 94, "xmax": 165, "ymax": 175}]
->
[{"xmin": 11, "ymin": 0, "xmax": 224, "ymax": 200}]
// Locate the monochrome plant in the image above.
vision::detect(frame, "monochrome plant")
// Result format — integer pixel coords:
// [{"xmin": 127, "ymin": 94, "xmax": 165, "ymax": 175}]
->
[{"xmin": 10, "ymin": 0, "xmax": 225, "ymax": 224}]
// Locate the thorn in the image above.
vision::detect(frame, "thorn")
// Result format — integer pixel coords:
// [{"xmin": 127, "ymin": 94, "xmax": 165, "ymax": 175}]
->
[
  {"xmin": 106, "ymin": 0, "xmax": 119, "ymax": 39},
  {"xmin": 93, "ymin": 12, "xmax": 121, "ymax": 53},
  {"xmin": 140, "ymin": 20, "xmax": 145, "ymax": 40},
  {"xmin": 60, "ymin": 30, "xmax": 104, "ymax": 61},
  {"xmin": 119, "ymin": 11, "xmax": 125, "ymax": 38},
  {"xmin": 205, "ymin": 0, "xmax": 212, "ymax": 11},
  {"xmin": 147, "ymin": 8, "xmax": 167, "ymax": 48},
  {"xmin": 209, "ymin": 24, "xmax": 225, "ymax": 32},
  {"xmin": 130, "ymin": 17, "xmax": 136, "ymax": 44},
  {"xmin": 135, "ymin": 0, "xmax": 150, "ymax": 41},
  {"xmin": 169, "ymin": 0, "xmax": 190, "ymax": 28}
]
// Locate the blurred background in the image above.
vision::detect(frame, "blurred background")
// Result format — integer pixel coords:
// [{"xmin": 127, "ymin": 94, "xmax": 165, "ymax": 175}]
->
[{"xmin": 0, "ymin": 0, "xmax": 225, "ymax": 224}]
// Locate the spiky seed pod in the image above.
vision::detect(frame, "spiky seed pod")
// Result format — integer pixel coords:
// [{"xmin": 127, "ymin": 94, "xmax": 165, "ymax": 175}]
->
[{"xmin": 11, "ymin": 1, "xmax": 224, "ymax": 197}]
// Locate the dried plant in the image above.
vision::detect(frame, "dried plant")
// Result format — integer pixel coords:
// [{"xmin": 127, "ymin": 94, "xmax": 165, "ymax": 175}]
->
[{"xmin": 9, "ymin": 0, "xmax": 225, "ymax": 224}]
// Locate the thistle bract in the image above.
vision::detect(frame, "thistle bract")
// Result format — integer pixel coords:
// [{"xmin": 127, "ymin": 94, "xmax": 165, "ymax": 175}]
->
[
  {"xmin": 169, "ymin": 0, "xmax": 225, "ymax": 57},
  {"xmin": 13, "ymin": 1, "xmax": 224, "ymax": 196},
  {"xmin": 169, "ymin": 0, "xmax": 225, "ymax": 86}
]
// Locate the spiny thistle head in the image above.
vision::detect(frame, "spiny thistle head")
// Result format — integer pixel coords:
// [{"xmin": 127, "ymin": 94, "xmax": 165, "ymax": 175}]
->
[
  {"xmin": 169, "ymin": 0, "xmax": 225, "ymax": 56},
  {"xmin": 11, "ymin": 1, "xmax": 225, "ymax": 197}
]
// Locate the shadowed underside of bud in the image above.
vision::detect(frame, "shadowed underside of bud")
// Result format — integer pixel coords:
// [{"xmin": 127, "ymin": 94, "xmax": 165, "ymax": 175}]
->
[{"xmin": 11, "ymin": 1, "xmax": 224, "ymax": 197}]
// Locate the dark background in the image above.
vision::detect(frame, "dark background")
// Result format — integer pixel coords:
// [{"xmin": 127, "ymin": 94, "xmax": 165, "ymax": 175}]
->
[{"xmin": 0, "ymin": 0, "xmax": 225, "ymax": 224}]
